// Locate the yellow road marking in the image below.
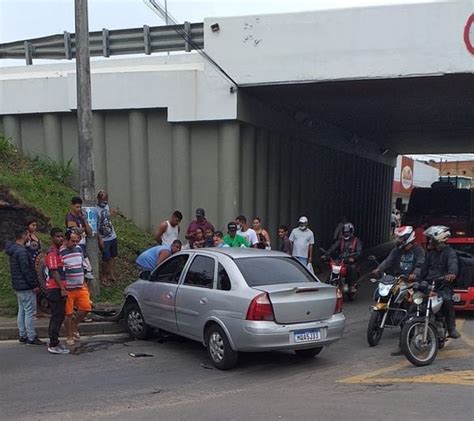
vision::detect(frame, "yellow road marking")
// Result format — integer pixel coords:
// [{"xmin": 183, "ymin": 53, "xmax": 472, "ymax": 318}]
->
[
  {"xmin": 338, "ymin": 348, "xmax": 473, "ymax": 385},
  {"xmin": 349, "ymin": 370, "xmax": 474, "ymax": 387}
]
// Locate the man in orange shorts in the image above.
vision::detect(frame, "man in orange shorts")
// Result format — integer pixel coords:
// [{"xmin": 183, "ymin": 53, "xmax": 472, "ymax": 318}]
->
[{"xmin": 60, "ymin": 230, "xmax": 92, "ymax": 346}]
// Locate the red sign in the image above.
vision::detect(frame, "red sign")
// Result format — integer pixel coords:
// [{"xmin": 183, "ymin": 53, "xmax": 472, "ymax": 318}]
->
[{"xmin": 464, "ymin": 14, "xmax": 474, "ymax": 55}]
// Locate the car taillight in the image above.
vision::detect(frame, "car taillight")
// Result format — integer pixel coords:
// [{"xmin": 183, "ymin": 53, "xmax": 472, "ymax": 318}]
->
[
  {"xmin": 246, "ymin": 293, "xmax": 275, "ymax": 321},
  {"xmin": 334, "ymin": 288, "xmax": 343, "ymax": 314}
]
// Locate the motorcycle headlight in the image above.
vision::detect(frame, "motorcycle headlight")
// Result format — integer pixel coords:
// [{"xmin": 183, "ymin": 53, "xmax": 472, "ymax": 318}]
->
[
  {"xmin": 379, "ymin": 284, "xmax": 391, "ymax": 297},
  {"xmin": 413, "ymin": 292, "xmax": 424, "ymax": 305}
]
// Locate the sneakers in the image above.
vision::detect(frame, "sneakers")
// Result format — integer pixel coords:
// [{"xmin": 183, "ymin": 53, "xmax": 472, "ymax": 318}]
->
[
  {"xmin": 48, "ymin": 344, "xmax": 70, "ymax": 355},
  {"xmin": 19, "ymin": 336, "xmax": 27, "ymax": 344},
  {"xmin": 73, "ymin": 331, "xmax": 81, "ymax": 340},
  {"xmin": 66, "ymin": 338, "xmax": 75, "ymax": 346},
  {"xmin": 26, "ymin": 337, "xmax": 46, "ymax": 346}
]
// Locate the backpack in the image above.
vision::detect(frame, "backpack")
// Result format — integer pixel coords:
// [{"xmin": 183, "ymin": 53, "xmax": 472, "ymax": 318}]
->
[{"xmin": 454, "ymin": 250, "xmax": 474, "ymax": 289}]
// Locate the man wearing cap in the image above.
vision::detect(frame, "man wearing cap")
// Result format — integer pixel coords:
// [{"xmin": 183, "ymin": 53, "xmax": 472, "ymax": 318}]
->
[
  {"xmin": 224, "ymin": 222, "xmax": 250, "ymax": 248},
  {"xmin": 289, "ymin": 216, "xmax": 315, "ymax": 266},
  {"xmin": 185, "ymin": 208, "xmax": 214, "ymax": 248}
]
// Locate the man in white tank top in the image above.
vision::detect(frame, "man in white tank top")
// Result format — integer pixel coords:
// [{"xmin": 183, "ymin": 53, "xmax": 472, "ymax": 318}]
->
[{"xmin": 155, "ymin": 211, "xmax": 183, "ymax": 246}]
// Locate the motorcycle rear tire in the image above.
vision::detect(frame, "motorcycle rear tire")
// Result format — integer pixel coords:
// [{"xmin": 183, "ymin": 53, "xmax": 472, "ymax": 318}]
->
[
  {"xmin": 401, "ymin": 321, "xmax": 438, "ymax": 367},
  {"xmin": 367, "ymin": 311, "xmax": 384, "ymax": 346}
]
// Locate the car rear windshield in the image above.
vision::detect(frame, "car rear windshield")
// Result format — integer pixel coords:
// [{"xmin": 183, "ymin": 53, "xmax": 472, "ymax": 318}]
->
[
  {"xmin": 406, "ymin": 189, "xmax": 471, "ymax": 218},
  {"xmin": 235, "ymin": 257, "xmax": 316, "ymax": 287}
]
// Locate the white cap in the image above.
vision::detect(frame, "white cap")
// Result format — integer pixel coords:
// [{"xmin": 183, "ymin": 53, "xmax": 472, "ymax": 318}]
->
[{"xmin": 298, "ymin": 216, "xmax": 308, "ymax": 224}]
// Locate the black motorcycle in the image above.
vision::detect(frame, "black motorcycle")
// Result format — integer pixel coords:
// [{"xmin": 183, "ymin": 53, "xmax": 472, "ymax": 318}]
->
[{"xmin": 400, "ymin": 278, "xmax": 448, "ymax": 367}]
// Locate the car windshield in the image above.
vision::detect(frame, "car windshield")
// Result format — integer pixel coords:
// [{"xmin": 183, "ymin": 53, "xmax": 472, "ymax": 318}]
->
[
  {"xmin": 406, "ymin": 189, "xmax": 471, "ymax": 218},
  {"xmin": 450, "ymin": 243, "xmax": 474, "ymax": 255},
  {"xmin": 235, "ymin": 257, "xmax": 317, "ymax": 287}
]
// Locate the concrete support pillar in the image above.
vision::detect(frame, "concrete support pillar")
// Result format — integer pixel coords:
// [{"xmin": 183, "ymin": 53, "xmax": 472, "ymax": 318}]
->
[
  {"xmin": 279, "ymin": 138, "xmax": 291, "ymax": 228},
  {"xmin": 93, "ymin": 113, "xmax": 107, "ymax": 191},
  {"xmin": 255, "ymin": 128, "xmax": 269, "ymax": 225},
  {"xmin": 240, "ymin": 125, "xmax": 256, "ymax": 220},
  {"xmin": 172, "ymin": 124, "xmax": 191, "ymax": 220},
  {"xmin": 267, "ymin": 132, "xmax": 281, "ymax": 241},
  {"xmin": 3, "ymin": 115, "xmax": 22, "ymax": 150},
  {"xmin": 218, "ymin": 121, "xmax": 240, "ymax": 229},
  {"xmin": 43, "ymin": 113, "xmax": 63, "ymax": 162},
  {"xmin": 129, "ymin": 111, "xmax": 150, "ymax": 230}
]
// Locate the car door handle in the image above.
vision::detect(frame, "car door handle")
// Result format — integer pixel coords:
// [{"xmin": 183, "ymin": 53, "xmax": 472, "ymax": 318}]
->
[
  {"xmin": 199, "ymin": 297, "xmax": 208, "ymax": 305},
  {"xmin": 166, "ymin": 292, "xmax": 174, "ymax": 300}
]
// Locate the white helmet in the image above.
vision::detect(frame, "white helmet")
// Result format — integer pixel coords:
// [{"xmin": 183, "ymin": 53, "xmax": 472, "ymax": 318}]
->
[
  {"xmin": 423, "ymin": 225, "xmax": 451, "ymax": 245},
  {"xmin": 395, "ymin": 226, "xmax": 415, "ymax": 248}
]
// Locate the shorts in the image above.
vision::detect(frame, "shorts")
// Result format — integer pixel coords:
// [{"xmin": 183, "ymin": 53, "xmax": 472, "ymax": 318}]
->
[
  {"xmin": 65, "ymin": 286, "xmax": 92, "ymax": 315},
  {"xmin": 102, "ymin": 238, "xmax": 118, "ymax": 261}
]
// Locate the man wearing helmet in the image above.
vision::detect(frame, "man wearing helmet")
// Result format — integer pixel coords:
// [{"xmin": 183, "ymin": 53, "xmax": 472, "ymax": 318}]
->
[
  {"xmin": 326, "ymin": 223, "xmax": 362, "ymax": 292},
  {"xmin": 374, "ymin": 226, "xmax": 425, "ymax": 281},
  {"xmin": 420, "ymin": 225, "xmax": 461, "ymax": 339}
]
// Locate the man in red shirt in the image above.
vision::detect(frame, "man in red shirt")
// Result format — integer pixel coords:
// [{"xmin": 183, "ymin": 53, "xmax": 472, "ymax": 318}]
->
[
  {"xmin": 44, "ymin": 228, "xmax": 69, "ymax": 354},
  {"xmin": 185, "ymin": 208, "xmax": 214, "ymax": 248}
]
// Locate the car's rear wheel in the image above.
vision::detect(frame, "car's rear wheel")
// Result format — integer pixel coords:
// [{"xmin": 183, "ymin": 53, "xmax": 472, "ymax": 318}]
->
[
  {"xmin": 295, "ymin": 347, "xmax": 323, "ymax": 358},
  {"xmin": 206, "ymin": 324, "xmax": 238, "ymax": 370},
  {"xmin": 125, "ymin": 301, "xmax": 152, "ymax": 340}
]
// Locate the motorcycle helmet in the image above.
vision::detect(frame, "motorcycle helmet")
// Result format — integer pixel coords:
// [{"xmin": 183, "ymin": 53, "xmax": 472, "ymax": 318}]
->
[
  {"xmin": 423, "ymin": 225, "xmax": 451, "ymax": 245},
  {"xmin": 342, "ymin": 223, "xmax": 354, "ymax": 240},
  {"xmin": 395, "ymin": 226, "xmax": 415, "ymax": 249}
]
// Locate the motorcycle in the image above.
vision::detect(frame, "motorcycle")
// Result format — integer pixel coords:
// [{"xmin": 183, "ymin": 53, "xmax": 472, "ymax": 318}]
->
[
  {"xmin": 367, "ymin": 272, "xmax": 413, "ymax": 346},
  {"xmin": 400, "ymin": 277, "xmax": 448, "ymax": 367},
  {"xmin": 320, "ymin": 248, "xmax": 358, "ymax": 301}
]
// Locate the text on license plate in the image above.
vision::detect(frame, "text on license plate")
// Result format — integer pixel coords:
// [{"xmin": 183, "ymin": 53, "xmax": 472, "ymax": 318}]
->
[{"xmin": 293, "ymin": 329, "xmax": 321, "ymax": 343}]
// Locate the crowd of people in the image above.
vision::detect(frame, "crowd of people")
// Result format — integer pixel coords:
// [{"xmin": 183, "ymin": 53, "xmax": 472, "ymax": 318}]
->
[
  {"xmin": 6, "ymin": 191, "xmax": 118, "ymax": 354},
  {"xmin": 136, "ymin": 208, "xmax": 317, "ymax": 271}
]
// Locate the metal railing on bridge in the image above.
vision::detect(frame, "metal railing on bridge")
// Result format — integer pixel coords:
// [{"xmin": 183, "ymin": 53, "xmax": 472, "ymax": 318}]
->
[{"xmin": 0, "ymin": 22, "xmax": 204, "ymax": 65}]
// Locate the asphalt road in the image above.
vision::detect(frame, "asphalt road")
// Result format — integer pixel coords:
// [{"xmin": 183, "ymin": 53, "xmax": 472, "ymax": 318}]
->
[{"xmin": 1, "ymin": 279, "xmax": 473, "ymax": 421}]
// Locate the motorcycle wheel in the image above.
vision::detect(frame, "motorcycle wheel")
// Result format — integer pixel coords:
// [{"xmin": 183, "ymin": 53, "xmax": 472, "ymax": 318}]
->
[
  {"xmin": 401, "ymin": 322, "xmax": 438, "ymax": 367},
  {"xmin": 367, "ymin": 311, "xmax": 384, "ymax": 346}
]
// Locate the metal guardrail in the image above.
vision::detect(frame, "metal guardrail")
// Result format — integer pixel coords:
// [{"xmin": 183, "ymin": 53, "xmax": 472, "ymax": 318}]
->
[{"xmin": 0, "ymin": 22, "xmax": 204, "ymax": 65}]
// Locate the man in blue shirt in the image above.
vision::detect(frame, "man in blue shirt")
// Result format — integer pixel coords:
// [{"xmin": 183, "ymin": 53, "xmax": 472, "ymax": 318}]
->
[{"xmin": 136, "ymin": 240, "xmax": 182, "ymax": 271}]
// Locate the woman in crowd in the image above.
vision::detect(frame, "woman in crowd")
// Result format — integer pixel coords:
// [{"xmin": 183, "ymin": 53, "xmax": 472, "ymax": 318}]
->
[{"xmin": 252, "ymin": 217, "xmax": 271, "ymax": 249}]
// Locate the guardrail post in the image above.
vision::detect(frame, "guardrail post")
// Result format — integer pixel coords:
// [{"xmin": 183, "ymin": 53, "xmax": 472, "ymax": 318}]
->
[
  {"xmin": 143, "ymin": 25, "xmax": 151, "ymax": 55},
  {"xmin": 184, "ymin": 21, "xmax": 191, "ymax": 52},
  {"xmin": 24, "ymin": 41, "xmax": 33, "ymax": 65},
  {"xmin": 102, "ymin": 28, "xmax": 110, "ymax": 57},
  {"xmin": 64, "ymin": 31, "xmax": 72, "ymax": 60}
]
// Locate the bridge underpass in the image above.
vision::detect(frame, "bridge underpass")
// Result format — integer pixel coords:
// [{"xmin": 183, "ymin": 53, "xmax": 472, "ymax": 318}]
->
[{"xmin": 0, "ymin": 1, "xmax": 472, "ymax": 250}]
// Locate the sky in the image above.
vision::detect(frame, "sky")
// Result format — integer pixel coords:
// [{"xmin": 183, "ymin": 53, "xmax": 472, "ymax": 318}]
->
[{"xmin": 1, "ymin": 0, "xmax": 472, "ymax": 162}]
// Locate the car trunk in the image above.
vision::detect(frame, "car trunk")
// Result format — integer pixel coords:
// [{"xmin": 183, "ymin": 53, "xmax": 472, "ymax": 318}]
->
[{"xmin": 255, "ymin": 282, "xmax": 336, "ymax": 323}]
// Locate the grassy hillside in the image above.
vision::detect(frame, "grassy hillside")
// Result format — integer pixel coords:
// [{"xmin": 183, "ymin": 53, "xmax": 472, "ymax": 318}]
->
[{"xmin": 0, "ymin": 137, "xmax": 153, "ymax": 316}]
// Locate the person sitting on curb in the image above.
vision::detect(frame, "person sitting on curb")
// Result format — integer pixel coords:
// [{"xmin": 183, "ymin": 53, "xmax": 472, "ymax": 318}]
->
[
  {"xmin": 6, "ymin": 228, "xmax": 45, "ymax": 346},
  {"xmin": 136, "ymin": 240, "xmax": 182, "ymax": 271}
]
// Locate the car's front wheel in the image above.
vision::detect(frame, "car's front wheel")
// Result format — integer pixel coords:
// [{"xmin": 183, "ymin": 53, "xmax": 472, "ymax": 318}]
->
[
  {"xmin": 125, "ymin": 301, "xmax": 152, "ymax": 340},
  {"xmin": 295, "ymin": 347, "xmax": 323, "ymax": 358},
  {"xmin": 206, "ymin": 324, "xmax": 238, "ymax": 370}
]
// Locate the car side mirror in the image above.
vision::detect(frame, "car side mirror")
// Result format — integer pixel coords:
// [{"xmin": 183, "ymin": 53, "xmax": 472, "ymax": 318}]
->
[{"xmin": 139, "ymin": 270, "xmax": 151, "ymax": 281}]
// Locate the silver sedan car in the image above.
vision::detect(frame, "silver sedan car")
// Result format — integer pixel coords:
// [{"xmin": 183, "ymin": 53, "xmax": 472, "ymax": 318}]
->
[{"xmin": 124, "ymin": 248, "xmax": 345, "ymax": 369}]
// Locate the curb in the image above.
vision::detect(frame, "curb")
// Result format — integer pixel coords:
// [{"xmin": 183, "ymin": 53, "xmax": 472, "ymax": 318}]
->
[{"xmin": 0, "ymin": 320, "xmax": 128, "ymax": 341}]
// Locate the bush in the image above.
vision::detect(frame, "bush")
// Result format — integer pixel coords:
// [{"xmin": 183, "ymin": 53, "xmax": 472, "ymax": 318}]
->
[
  {"xmin": 31, "ymin": 156, "xmax": 74, "ymax": 184},
  {"xmin": 0, "ymin": 136, "xmax": 14, "ymax": 157}
]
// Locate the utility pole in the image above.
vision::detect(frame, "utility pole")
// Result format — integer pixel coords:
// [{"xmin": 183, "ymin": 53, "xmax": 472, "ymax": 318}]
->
[{"xmin": 75, "ymin": 0, "xmax": 100, "ymax": 296}]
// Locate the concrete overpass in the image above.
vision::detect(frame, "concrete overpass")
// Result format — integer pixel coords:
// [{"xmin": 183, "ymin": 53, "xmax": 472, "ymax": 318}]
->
[{"xmin": 0, "ymin": 0, "xmax": 473, "ymax": 248}]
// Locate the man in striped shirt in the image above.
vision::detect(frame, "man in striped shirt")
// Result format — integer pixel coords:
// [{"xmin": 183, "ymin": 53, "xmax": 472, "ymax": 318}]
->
[{"xmin": 61, "ymin": 230, "xmax": 91, "ymax": 346}]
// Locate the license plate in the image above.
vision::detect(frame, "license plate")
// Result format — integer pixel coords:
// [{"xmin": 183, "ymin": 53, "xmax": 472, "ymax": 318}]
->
[
  {"xmin": 453, "ymin": 294, "xmax": 461, "ymax": 303},
  {"xmin": 293, "ymin": 329, "xmax": 321, "ymax": 343}
]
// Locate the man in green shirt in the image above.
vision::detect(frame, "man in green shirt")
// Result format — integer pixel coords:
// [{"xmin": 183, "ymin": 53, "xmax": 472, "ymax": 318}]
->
[{"xmin": 224, "ymin": 222, "xmax": 249, "ymax": 248}]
